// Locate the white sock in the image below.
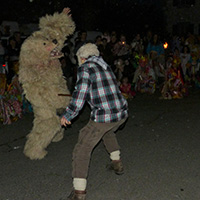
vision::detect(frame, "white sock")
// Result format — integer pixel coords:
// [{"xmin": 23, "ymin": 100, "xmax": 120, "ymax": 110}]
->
[
  {"xmin": 110, "ymin": 150, "xmax": 120, "ymax": 160},
  {"xmin": 73, "ymin": 178, "xmax": 87, "ymax": 191}
]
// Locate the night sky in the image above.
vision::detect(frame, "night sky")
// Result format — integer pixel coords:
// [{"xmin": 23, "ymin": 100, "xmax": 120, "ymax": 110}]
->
[{"xmin": 1, "ymin": 0, "xmax": 165, "ymax": 37}]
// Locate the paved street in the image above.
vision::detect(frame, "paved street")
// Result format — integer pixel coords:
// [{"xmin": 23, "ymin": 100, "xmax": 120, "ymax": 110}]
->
[{"xmin": 1, "ymin": 89, "xmax": 200, "ymax": 200}]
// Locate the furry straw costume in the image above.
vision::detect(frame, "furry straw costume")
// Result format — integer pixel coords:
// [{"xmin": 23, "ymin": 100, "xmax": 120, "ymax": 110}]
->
[{"xmin": 19, "ymin": 8, "xmax": 75, "ymax": 160}]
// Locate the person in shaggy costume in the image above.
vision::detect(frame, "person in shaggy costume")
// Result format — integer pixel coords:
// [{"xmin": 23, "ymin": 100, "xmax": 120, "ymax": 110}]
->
[{"xmin": 18, "ymin": 8, "xmax": 75, "ymax": 160}]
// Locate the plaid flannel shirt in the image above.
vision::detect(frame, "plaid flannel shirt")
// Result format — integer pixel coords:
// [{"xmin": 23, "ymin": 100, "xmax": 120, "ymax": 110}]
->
[{"xmin": 63, "ymin": 56, "xmax": 128, "ymax": 123}]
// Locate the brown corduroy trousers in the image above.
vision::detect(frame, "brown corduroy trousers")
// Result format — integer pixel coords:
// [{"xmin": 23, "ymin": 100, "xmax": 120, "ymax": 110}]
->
[{"xmin": 72, "ymin": 117, "xmax": 127, "ymax": 178}]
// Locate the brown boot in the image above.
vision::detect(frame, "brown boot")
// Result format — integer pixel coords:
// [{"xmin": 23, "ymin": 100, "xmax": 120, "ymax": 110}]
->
[
  {"xmin": 109, "ymin": 160, "xmax": 124, "ymax": 175},
  {"xmin": 67, "ymin": 190, "xmax": 86, "ymax": 200}
]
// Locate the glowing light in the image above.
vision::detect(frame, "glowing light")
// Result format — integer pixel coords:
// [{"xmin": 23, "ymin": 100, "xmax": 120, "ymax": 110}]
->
[
  {"xmin": 2, "ymin": 64, "xmax": 6, "ymax": 67},
  {"xmin": 163, "ymin": 42, "xmax": 168, "ymax": 49}
]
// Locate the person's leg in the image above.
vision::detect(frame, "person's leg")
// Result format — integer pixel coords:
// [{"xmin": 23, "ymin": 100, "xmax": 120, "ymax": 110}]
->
[
  {"xmin": 102, "ymin": 117, "xmax": 127, "ymax": 154},
  {"xmin": 68, "ymin": 118, "xmax": 127, "ymax": 199},
  {"xmin": 102, "ymin": 117, "xmax": 127, "ymax": 175},
  {"xmin": 23, "ymin": 108, "xmax": 61, "ymax": 160},
  {"xmin": 71, "ymin": 120, "xmax": 109, "ymax": 197},
  {"xmin": 102, "ymin": 130, "xmax": 121, "ymax": 155},
  {"xmin": 72, "ymin": 120, "xmax": 105, "ymax": 179}
]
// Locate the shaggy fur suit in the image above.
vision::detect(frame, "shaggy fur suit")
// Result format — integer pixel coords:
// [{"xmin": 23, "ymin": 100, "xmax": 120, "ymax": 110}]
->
[{"xmin": 19, "ymin": 8, "xmax": 75, "ymax": 160}]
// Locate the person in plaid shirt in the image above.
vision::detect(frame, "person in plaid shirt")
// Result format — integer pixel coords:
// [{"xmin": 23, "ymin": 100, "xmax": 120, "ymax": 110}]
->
[{"xmin": 61, "ymin": 43, "xmax": 128, "ymax": 200}]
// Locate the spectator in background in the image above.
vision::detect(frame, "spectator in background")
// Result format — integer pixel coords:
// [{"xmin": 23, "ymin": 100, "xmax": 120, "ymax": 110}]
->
[
  {"xmin": 114, "ymin": 58, "xmax": 125, "ymax": 85},
  {"xmin": 7, "ymin": 37, "xmax": 20, "ymax": 61},
  {"xmin": 143, "ymin": 30, "xmax": 152, "ymax": 52},
  {"xmin": 108, "ymin": 33, "xmax": 118, "ymax": 57},
  {"xmin": 101, "ymin": 30, "xmax": 110, "ymax": 43},
  {"xmin": 179, "ymin": 35, "xmax": 186, "ymax": 53},
  {"xmin": 146, "ymin": 33, "xmax": 164, "ymax": 84},
  {"xmin": 129, "ymin": 49, "xmax": 140, "ymax": 80},
  {"xmin": 131, "ymin": 33, "xmax": 144, "ymax": 54},
  {"xmin": 173, "ymin": 47, "xmax": 181, "ymax": 58},
  {"xmin": 61, "ymin": 41, "xmax": 76, "ymax": 94},
  {"xmin": 123, "ymin": 59, "xmax": 135, "ymax": 83},
  {"xmin": 171, "ymin": 35, "xmax": 181, "ymax": 53},
  {"xmin": 146, "ymin": 33, "xmax": 164, "ymax": 58},
  {"xmin": 120, "ymin": 76, "xmax": 135, "ymax": 99},
  {"xmin": 185, "ymin": 32, "xmax": 195, "ymax": 49},
  {"xmin": 6, "ymin": 37, "xmax": 20, "ymax": 83},
  {"xmin": 74, "ymin": 31, "xmax": 82, "ymax": 46},
  {"xmin": 13, "ymin": 31, "xmax": 23, "ymax": 51},
  {"xmin": 180, "ymin": 45, "xmax": 191, "ymax": 79},
  {"xmin": 95, "ymin": 35, "xmax": 103, "ymax": 48},
  {"xmin": 98, "ymin": 38, "xmax": 113, "ymax": 65},
  {"xmin": 113, "ymin": 34, "xmax": 131, "ymax": 59},
  {"xmin": 74, "ymin": 30, "xmax": 88, "ymax": 54}
]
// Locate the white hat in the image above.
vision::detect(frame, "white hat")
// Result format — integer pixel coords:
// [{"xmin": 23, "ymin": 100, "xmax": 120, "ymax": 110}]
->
[{"xmin": 76, "ymin": 43, "xmax": 99, "ymax": 66}]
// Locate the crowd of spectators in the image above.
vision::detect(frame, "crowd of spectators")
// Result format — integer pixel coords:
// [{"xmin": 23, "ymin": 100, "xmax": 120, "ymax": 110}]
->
[
  {"xmin": 1, "ymin": 29, "xmax": 200, "ymax": 124},
  {"xmin": 65, "ymin": 30, "xmax": 200, "ymax": 100}
]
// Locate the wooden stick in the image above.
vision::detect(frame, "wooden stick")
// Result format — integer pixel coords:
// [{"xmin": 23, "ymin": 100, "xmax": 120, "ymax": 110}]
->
[{"xmin": 58, "ymin": 93, "xmax": 72, "ymax": 97}]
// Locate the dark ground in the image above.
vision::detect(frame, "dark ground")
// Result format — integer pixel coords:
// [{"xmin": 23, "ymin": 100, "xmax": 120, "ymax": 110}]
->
[{"xmin": 1, "ymin": 89, "xmax": 200, "ymax": 200}]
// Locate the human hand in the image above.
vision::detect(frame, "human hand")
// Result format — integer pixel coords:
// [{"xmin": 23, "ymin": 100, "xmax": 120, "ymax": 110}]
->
[
  {"xmin": 63, "ymin": 7, "xmax": 72, "ymax": 17},
  {"xmin": 61, "ymin": 116, "xmax": 71, "ymax": 127}
]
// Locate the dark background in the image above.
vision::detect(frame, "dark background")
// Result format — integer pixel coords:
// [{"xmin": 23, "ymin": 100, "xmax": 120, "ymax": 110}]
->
[{"xmin": 1, "ymin": 0, "xmax": 165, "ymax": 37}]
